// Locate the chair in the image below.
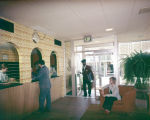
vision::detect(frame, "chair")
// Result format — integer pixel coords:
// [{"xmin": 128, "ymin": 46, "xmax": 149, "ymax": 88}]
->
[{"xmin": 99, "ymin": 85, "xmax": 136, "ymax": 112}]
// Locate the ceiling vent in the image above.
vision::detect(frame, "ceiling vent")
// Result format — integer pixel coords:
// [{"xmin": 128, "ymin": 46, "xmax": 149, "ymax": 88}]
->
[{"xmin": 139, "ymin": 7, "xmax": 150, "ymax": 15}]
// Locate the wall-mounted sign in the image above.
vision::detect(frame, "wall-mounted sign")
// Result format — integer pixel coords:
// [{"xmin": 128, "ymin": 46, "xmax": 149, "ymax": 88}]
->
[
  {"xmin": 84, "ymin": 35, "xmax": 92, "ymax": 42},
  {"xmin": 54, "ymin": 39, "xmax": 62, "ymax": 46},
  {"xmin": 0, "ymin": 18, "xmax": 14, "ymax": 33}
]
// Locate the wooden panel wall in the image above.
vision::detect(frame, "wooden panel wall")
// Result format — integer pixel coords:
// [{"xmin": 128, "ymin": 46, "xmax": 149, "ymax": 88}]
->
[{"xmin": 0, "ymin": 76, "xmax": 63, "ymax": 120}]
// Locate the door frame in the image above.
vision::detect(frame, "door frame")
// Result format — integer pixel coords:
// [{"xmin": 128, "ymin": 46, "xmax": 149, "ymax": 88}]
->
[
  {"xmin": 72, "ymin": 38, "xmax": 119, "ymax": 98},
  {"xmin": 84, "ymin": 50, "xmax": 114, "ymax": 99}
]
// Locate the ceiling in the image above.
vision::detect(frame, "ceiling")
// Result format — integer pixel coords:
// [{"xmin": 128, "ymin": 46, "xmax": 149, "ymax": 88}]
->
[{"xmin": 0, "ymin": 0, "xmax": 150, "ymax": 41}]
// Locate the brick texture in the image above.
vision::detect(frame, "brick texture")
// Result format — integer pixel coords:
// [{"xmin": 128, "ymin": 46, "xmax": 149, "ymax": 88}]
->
[{"xmin": 0, "ymin": 17, "xmax": 65, "ymax": 95}]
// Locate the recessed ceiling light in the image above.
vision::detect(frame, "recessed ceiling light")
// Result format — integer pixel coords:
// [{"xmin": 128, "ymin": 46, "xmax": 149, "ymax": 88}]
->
[{"xmin": 105, "ymin": 28, "xmax": 113, "ymax": 32}]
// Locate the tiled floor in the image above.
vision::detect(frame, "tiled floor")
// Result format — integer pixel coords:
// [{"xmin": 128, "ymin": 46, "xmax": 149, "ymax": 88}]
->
[{"xmin": 23, "ymin": 96, "xmax": 100, "ymax": 120}]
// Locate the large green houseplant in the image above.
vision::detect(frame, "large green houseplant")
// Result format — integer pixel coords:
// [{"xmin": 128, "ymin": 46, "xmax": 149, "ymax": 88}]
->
[
  {"xmin": 123, "ymin": 51, "xmax": 150, "ymax": 109},
  {"xmin": 123, "ymin": 51, "xmax": 150, "ymax": 89}
]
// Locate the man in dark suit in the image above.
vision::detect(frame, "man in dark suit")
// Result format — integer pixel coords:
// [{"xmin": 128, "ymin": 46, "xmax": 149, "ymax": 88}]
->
[
  {"xmin": 81, "ymin": 59, "xmax": 94, "ymax": 97},
  {"xmin": 36, "ymin": 60, "xmax": 51, "ymax": 112}
]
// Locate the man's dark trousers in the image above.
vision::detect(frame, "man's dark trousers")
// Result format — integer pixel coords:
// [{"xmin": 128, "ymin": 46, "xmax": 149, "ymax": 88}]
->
[
  {"xmin": 83, "ymin": 78, "xmax": 91, "ymax": 96},
  {"xmin": 39, "ymin": 88, "xmax": 51, "ymax": 112}
]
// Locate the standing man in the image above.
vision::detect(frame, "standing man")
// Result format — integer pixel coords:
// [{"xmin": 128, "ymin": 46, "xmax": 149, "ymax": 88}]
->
[
  {"xmin": 35, "ymin": 60, "xmax": 51, "ymax": 112},
  {"xmin": 81, "ymin": 59, "xmax": 94, "ymax": 97}
]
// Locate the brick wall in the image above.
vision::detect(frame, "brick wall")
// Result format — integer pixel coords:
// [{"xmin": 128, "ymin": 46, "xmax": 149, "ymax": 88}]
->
[{"xmin": 0, "ymin": 17, "xmax": 65, "ymax": 95}]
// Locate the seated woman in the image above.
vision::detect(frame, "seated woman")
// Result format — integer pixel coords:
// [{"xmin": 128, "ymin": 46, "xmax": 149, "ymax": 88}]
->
[
  {"xmin": 101, "ymin": 77, "xmax": 121, "ymax": 114},
  {"xmin": 0, "ymin": 64, "xmax": 8, "ymax": 83}
]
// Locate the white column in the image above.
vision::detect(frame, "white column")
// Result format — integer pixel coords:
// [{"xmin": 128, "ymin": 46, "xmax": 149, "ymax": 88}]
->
[
  {"xmin": 64, "ymin": 42, "xmax": 66, "ymax": 96},
  {"xmin": 114, "ymin": 35, "xmax": 120, "ymax": 85},
  {"xmin": 71, "ymin": 41, "xmax": 76, "ymax": 96}
]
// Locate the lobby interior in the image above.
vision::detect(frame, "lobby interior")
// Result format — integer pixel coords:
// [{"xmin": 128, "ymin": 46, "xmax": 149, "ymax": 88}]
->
[{"xmin": 0, "ymin": 0, "xmax": 150, "ymax": 120}]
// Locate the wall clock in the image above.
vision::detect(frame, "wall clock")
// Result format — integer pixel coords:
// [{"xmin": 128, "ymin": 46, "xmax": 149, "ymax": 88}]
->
[{"xmin": 32, "ymin": 31, "xmax": 40, "ymax": 43}]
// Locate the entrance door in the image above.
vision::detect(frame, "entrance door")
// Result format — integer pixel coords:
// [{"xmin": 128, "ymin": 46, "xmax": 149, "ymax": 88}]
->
[
  {"xmin": 85, "ymin": 51, "xmax": 114, "ymax": 98},
  {"xmin": 75, "ymin": 44, "xmax": 115, "ymax": 98}
]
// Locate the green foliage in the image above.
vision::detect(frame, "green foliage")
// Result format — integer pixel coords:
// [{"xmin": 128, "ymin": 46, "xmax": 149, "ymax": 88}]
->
[{"xmin": 123, "ymin": 51, "xmax": 150, "ymax": 89}]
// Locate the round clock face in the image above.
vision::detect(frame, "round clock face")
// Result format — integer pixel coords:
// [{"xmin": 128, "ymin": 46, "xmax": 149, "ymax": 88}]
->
[{"xmin": 32, "ymin": 31, "xmax": 39, "ymax": 43}]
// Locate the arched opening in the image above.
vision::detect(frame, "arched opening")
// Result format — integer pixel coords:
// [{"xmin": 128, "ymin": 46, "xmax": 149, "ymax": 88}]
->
[
  {"xmin": 0, "ymin": 42, "xmax": 19, "ymax": 82},
  {"xmin": 31, "ymin": 48, "xmax": 42, "ymax": 80},
  {"xmin": 50, "ymin": 51, "xmax": 57, "ymax": 78}
]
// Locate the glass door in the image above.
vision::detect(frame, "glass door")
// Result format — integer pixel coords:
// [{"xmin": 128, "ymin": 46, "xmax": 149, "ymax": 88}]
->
[
  {"xmin": 85, "ymin": 52, "xmax": 114, "ymax": 98},
  {"xmin": 74, "ymin": 43, "xmax": 115, "ymax": 98}
]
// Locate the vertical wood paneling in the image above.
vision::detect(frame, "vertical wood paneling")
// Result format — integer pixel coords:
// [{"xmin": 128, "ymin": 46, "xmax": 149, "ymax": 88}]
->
[{"xmin": 0, "ymin": 76, "xmax": 63, "ymax": 119}]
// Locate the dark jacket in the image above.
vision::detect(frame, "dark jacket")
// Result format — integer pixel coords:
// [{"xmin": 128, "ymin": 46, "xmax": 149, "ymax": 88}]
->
[
  {"xmin": 36, "ymin": 65, "xmax": 51, "ymax": 88},
  {"xmin": 82, "ymin": 65, "xmax": 94, "ymax": 81}
]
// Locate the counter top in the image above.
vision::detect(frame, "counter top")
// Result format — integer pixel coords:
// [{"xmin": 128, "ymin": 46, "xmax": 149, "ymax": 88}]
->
[{"xmin": 0, "ymin": 82, "xmax": 23, "ymax": 90}]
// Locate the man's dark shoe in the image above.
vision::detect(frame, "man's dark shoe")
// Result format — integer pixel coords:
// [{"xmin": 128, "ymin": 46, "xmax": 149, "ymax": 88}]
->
[
  {"xmin": 45, "ymin": 108, "xmax": 51, "ymax": 112},
  {"xmin": 37, "ymin": 109, "xmax": 44, "ymax": 113},
  {"xmin": 89, "ymin": 94, "xmax": 91, "ymax": 97}
]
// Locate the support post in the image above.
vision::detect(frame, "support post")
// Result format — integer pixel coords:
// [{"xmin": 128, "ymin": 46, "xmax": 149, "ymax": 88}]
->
[
  {"xmin": 71, "ymin": 41, "xmax": 76, "ymax": 96},
  {"xmin": 114, "ymin": 35, "xmax": 120, "ymax": 85}
]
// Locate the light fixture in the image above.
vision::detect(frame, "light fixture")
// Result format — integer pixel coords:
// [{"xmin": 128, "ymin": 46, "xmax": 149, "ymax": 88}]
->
[{"xmin": 105, "ymin": 28, "xmax": 113, "ymax": 32}]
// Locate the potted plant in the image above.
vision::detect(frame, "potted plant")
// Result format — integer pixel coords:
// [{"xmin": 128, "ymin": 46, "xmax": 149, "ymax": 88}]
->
[{"xmin": 123, "ymin": 51, "xmax": 150, "ymax": 109}]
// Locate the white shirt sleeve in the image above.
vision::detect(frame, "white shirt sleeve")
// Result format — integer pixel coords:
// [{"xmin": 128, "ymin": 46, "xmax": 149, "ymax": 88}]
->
[{"xmin": 0, "ymin": 72, "xmax": 8, "ymax": 82}]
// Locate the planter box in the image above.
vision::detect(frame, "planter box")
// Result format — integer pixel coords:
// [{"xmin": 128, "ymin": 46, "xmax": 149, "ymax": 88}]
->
[{"xmin": 136, "ymin": 89, "xmax": 149, "ymax": 110}]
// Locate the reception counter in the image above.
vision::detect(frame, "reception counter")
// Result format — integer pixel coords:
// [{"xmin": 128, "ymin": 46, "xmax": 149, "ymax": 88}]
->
[
  {"xmin": 0, "ymin": 83, "xmax": 23, "ymax": 90},
  {"xmin": 0, "ymin": 76, "xmax": 63, "ymax": 120}
]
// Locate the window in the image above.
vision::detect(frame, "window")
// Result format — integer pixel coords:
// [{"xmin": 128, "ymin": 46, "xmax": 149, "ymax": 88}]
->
[
  {"xmin": 0, "ymin": 43, "xmax": 19, "ymax": 83},
  {"xmin": 50, "ymin": 51, "xmax": 57, "ymax": 78},
  {"xmin": 119, "ymin": 40, "xmax": 150, "ymax": 84},
  {"xmin": 31, "ymin": 48, "xmax": 42, "ymax": 81}
]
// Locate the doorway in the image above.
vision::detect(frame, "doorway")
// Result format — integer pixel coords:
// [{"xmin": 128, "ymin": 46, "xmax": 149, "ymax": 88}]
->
[{"xmin": 75, "ymin": 43, "xmax": 115, "ymax": 99}]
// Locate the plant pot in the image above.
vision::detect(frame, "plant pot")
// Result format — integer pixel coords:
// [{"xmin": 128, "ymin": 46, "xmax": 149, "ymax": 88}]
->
[{"xmin": 135, "ymin": 88, "xmax": 149, "ymax": 110}]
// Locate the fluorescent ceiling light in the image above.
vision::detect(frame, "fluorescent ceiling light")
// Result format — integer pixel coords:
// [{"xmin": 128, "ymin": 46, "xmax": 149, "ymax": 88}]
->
[{"xmin": 105, "ymin": 28, "xmax": 113, "ymax": 32}]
